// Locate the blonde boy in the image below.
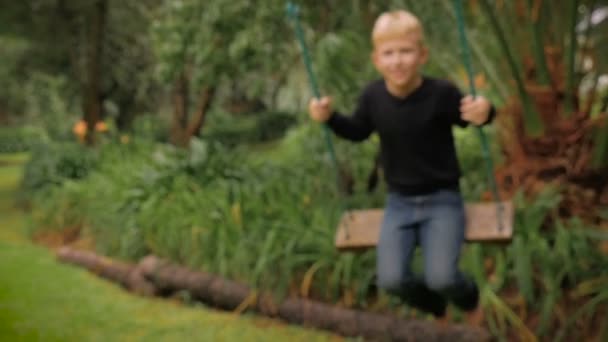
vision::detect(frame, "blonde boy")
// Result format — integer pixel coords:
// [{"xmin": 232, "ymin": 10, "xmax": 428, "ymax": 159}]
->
[{"xmin": 309, "ymin": 10, "xmax": 493, "ymax": 323}]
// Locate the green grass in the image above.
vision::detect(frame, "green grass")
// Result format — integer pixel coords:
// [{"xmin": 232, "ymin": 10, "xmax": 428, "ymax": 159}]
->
[{"xmin": 0, "ymin": 153, "xmax": 341, "ymax": 342}]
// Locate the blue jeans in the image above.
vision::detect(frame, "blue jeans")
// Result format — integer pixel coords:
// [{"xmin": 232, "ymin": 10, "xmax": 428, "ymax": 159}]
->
[{"xmin": 376, "ymin": 190, "xmax": 478, "ymax": 317}]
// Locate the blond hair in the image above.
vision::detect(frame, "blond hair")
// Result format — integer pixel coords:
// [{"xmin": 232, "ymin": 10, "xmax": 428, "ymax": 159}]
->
[{"xmin": 371, "ymin": 10, "xmax": 425, "ymax": 46}]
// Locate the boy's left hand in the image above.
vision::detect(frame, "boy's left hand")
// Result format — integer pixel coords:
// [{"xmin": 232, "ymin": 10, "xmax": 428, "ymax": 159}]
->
[{"xmin": 460, "ymin": 95, "xmax": 491, "ymax": 126}]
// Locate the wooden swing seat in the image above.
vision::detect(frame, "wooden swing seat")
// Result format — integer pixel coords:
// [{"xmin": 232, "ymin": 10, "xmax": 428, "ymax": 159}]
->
[{"xmin": 335, "ymin": 201, "xmax": 514, "ymax": 251}]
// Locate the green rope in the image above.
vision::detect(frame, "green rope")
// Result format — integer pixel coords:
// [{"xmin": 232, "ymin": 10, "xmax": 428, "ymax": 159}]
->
[
  {"xmin": 286, "ymin": 3, "xmax": 340, "ymax": 184},
  {"xmin": 453, "ymin": 0, "xmax": 505, "ymax": 230},
  {"xmin": 287, "ymin": 2, "xmax": 356, "ymax": 241}
]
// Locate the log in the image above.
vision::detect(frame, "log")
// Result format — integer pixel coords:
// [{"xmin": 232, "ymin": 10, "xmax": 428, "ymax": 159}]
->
[
  {"xmin": 57, "ymin": 247, "xmax": 157, "ymax": 296},
  {"xmin": 140, "ymin": 255, "xmax": 492, "ymax": 342},
  {"xmin": 139, "ymin": 255, "xmax": 250, "ymax": 311},
  {"xmin": 58, "ymin": 249, "xmax": 492, "ymax": 341}
]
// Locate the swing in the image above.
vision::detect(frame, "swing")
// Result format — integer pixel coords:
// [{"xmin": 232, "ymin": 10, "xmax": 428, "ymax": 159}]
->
[
  {"xmin": 287, "ymin": 0, "xmax": 514, "ymax": 251},
  {"xmin": 334, "ymin": 201, "xmax": 514, "ymax": 251}
]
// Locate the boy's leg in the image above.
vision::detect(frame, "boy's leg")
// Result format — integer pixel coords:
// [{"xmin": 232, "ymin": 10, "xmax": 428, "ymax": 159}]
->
[
  {"xmin": 419, "ymin": 190, "xmax": 479, "ymax": 312},
  {"xmin": 376, "ymin": 192, "xmax": 447, "ymax": 317}
]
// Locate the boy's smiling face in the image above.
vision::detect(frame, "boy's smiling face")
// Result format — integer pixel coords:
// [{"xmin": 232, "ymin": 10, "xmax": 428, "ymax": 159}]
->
[{"xmin": 372, "ymin": 33, "xmax": 428, "ymax": 96}]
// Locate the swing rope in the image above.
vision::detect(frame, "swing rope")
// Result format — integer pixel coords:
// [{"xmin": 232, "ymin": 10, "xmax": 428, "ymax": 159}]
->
[
  {"xmin": 453, "ymin": 0, "xmax": 505, "ymax": 231},
  {"xmin": 286, "ymin": 3, "xmax": 341, "ymax": 183},
  {"xmin": 287, "ymin": 3, "xmax": 355, "ymax": 239}
]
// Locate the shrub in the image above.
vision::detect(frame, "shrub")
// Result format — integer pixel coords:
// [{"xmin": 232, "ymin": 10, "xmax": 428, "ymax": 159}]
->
[
  {"xmin": 203, "ymin": 111, "xmax": 297, "ymax": 146},
  {"xmin": 20, "ymin": 141, "xmax": 98, "ymax": 194},
  {"xmin": 0, "ymin": 126, "xmax": 46, "ymax": 153}
]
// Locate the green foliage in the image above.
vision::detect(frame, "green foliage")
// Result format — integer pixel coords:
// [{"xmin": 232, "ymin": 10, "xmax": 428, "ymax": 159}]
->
[
  {"xmin": 131, "ymin": 113, "xmax": 172, "ymax": 142},
  {"xmin": 151, "ymin": 0, "xmax": 294, "ymax": 98},
  {"xmin": 454, "ymin": 126, "xmax": 502, "ymax": 201},
  {"xmin": 1, "ymin": 1, "xmax": 165, "ymax": 132},
  {"xmin": 23, "ymin": 127, "xmax": 381, "ymax": 302},
  {"xmin": 18, "ymin": 73, "xmax": 78, "ymax": 140},
  {"xmin": 0, "ymin": 126, "xmax": 45, "ymax": 153},
  {"xmin": 460, "ymin": 186, "xmax": 608, "ymax": 339},
  {"xmin": 0, "ymin": 36, "xmax": 32, "ymax": 118},
  {"xmin": 203, "ymin": 110, "xmax": 298, "ymax": 147},
  {"xmin": 20, "ymin": 141, "xmax": 98, "ymax": 195}
]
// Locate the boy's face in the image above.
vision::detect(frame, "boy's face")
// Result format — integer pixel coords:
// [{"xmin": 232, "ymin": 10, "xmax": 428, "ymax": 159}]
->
[{"xmin": 372, "ymin": 34, "xmax": 428, "ymax": 92}]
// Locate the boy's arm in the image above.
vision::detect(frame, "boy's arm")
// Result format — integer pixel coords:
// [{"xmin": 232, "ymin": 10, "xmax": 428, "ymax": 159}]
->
[{"xmin": 326, "ymin": 92, "xmax": 374, "ymax": 142}]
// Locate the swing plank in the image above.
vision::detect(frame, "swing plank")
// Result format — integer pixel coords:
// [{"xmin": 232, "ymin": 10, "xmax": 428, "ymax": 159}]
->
[{"xmin": 334, "ymin": 201, "xmax": 514, "ymax": 251}]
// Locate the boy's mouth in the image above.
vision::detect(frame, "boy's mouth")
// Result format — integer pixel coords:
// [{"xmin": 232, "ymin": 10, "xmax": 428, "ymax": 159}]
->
[{"xmin": 389, "ymin": 71, "xmax": 409, "ymax": 79}]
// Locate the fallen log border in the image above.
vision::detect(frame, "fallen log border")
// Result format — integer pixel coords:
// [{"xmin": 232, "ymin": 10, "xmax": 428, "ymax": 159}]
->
[{"xmin": 57, "ymin": 247, "xmax": 492, "ymax": 342}]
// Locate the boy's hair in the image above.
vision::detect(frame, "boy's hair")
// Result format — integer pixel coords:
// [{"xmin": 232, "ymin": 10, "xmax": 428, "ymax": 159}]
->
[{"xmin": 371, "ymin": 10, "xmax": 425, "ymax": 46}]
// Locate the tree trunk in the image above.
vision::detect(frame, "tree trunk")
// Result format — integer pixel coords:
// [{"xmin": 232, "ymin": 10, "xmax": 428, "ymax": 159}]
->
[
  {"xmin": 170, "ymin": 71, "xmax": 216, "ymax": 148},
  {"xmin": 186, "ymin": 86, "xmax": 216, "ymax": 138},
  {"xmin": 83, "ymin": 0, "xmax": 107, "ymax": 146}
]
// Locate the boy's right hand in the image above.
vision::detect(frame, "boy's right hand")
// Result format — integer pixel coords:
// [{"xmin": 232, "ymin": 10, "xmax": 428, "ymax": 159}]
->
[{"xmin": 308, "ymin": 96, "xmax": 333, "ymax": 123}]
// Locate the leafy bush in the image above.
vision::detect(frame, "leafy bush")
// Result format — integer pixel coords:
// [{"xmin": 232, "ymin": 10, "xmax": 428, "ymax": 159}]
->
[
  {"xmin": 131, "ymin": 113, "xmax": 172, "ymax": 142},
  {"xmin": 20, "ymin": 73, "xmax": 78, "ymax": 141},
  {"xmin": 460, "ymin": 187, "xmax": 608, "ymax": 340},
  {"xmin": 0, "ymin": 126, "xmax": 45, "ymax": 153},
  {"xmin": 203, "ymin": 111, "xmax": 297, "ymax": 146},
  {"xmin": 20, "ymin": 141, "xmax": 98, "ymax": 194},
  {"xmin": 454, "ymin": 125, "xmax": 502, "ymax": 201},
  {"xmin": 26, "ymin": 130, "xmax": 380, "ymax": 301}
]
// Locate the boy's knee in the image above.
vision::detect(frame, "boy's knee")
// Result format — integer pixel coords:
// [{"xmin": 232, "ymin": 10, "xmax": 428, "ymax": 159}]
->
[{"xmin": 376, "ymin": 271, "xmax": 404, "ymax": 293}]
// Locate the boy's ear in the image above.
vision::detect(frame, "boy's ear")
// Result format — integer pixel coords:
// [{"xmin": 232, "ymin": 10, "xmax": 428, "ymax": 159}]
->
[
  {"xmin": 420, "ymin": 45, "xmax": 429, "ymax": 65},
  {"xmin": 371, "ymin": 50, "xmax": 380, "ymax": 71}
]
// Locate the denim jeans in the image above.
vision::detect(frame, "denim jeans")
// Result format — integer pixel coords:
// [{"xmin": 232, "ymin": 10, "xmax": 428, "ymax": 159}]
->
[{"xmin": 376, "ymin": 189, "xmax": 478, "ymax": 317}]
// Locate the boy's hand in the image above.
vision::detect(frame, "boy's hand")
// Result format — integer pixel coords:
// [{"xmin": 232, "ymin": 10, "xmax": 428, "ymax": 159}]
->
[
  {"xmin": 308, "ymin": 96, "xmax": 333, "ymax": 123},
  {"xmin": 460, "ymin": 95, "xmax": 491, "ymax": 126}
]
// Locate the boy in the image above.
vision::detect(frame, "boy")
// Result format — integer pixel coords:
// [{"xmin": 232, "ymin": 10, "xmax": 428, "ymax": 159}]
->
[{"xmin": 308, "ymin": 10, "xmax": 494, "ymax": 324}]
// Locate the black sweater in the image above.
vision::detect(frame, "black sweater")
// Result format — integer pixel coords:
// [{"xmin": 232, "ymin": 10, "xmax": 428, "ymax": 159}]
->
[{"xmin": 327, "ymin": 76, "xmax": 496, "ymax": 196}]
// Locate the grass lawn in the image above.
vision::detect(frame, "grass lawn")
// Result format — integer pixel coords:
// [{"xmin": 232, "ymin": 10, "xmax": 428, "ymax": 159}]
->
[{"xmin": 0, "ymin": 153, "xmax": 343, "ymax": 342}]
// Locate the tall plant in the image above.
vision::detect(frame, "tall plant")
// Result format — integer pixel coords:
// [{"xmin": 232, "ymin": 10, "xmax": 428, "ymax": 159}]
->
[{"xmin": 452, "ymin": 0, "xmax": 608, "ymax": 221}]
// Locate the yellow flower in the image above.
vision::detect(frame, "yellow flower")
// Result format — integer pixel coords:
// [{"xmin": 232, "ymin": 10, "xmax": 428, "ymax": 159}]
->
[
  {"xmin": 302, "ymin": 195, "xmax": 311, "ymax": 206},
  {"xmin": 231, "ymin": 203, "xmax": 242, "ymax": 226}
]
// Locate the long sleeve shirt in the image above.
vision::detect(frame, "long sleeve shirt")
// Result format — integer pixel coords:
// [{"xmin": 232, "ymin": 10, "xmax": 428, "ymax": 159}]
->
[{"xmin": 327, "ymin": 76, "xmax": 496, "ymax": 195}]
